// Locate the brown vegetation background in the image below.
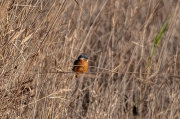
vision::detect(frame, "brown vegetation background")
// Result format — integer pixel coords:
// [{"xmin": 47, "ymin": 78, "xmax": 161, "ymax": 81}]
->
[{"xmin": 0, "ymin": 0, "xmax": 180, "ymax": 119}]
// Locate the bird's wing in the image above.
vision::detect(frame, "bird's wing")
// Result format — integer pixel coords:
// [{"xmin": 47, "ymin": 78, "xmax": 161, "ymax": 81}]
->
[{"xmin": 72, "ymin": 60, "xmax": 79, "ymax": 71}]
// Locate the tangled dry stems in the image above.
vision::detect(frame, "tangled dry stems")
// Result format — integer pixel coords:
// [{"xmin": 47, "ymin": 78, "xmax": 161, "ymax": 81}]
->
[{"xmin": 0, "ymin": 0, "xmax": 180, "ymax": 119}]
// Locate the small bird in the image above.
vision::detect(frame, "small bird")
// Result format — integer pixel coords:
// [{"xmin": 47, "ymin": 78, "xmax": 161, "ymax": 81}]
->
[{"xmin": 72, "ymin": 53, "xmax": 89, "ymax": 78}]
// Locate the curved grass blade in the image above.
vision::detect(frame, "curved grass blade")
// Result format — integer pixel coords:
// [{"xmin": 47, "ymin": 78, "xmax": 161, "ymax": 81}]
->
[{"xmin": 150, "ymin": 18, "xmax": 169, "ymax": 59}]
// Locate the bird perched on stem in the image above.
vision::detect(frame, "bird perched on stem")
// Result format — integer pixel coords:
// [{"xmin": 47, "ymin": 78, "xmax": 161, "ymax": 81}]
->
[{"xmin": 72, "ymin": 53, "xmax": 91, "ymax": 78}]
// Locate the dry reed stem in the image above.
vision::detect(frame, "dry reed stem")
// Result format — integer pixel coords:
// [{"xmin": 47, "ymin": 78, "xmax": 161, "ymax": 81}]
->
[{"xmin": 0, "ymin": 0, "xmax": 180, "ymax": 119}]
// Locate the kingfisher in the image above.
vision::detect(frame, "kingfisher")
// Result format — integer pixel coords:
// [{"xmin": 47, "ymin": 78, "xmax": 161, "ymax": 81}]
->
[{"xmin": 72, "ymin": 53, "xmax": 89, "ymax": 78}]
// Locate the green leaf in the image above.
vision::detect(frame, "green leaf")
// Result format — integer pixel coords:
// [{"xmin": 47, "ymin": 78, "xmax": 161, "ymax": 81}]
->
[{"xmin": 150, "ymin": 18, "xmax": 169, "ymax": 59}]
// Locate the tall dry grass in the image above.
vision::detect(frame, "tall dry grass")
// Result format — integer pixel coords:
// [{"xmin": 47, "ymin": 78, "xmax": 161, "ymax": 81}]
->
[{"xmin": 0, "ymin": 0, "xmax": 180, "ymax": 118}]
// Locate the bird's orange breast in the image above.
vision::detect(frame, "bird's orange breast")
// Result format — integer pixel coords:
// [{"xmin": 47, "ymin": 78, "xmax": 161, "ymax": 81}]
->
[{"xmin": 74, "ymin": 59, "xmax": 88, "ymax": 73}]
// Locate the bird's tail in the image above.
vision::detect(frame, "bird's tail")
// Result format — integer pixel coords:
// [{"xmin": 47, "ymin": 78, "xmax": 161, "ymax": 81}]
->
[{"xmin": 75, "ymin": 73, "xmax": 80, "ymax": 78}]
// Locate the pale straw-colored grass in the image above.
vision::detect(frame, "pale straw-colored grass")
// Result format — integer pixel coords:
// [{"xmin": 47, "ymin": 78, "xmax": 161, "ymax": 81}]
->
[{"xmin": 0, "ymin": 0, "xmax": 180, "ymax": 119}]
